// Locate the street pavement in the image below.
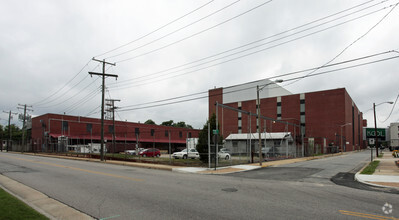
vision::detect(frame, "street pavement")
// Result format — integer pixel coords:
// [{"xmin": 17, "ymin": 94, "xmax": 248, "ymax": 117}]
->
[{"xmin": 0, "ymin": 149, "xmax": 398, "ymax": 219}]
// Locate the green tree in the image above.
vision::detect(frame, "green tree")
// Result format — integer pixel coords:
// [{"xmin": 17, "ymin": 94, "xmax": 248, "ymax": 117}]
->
[
  {"xmin": 0, "ymin": 125, "xmax": 3, "ymax": 141},
  {"xmin": 4, "ymin": 124, "xmax": 22, "ymax": 142},
  {"xmin": 175, "ymin": 121, "xmax": 194, "ymax": 129},
  {"xmin": 161, "ymin": 120, "xmax": 174, "ymax": 127},
  {"xmin": 175, "ymin": 121, "xmax": 187, "ymax": 128},
  {"xmin": 144, "ymin": 119, "xmax": 156, "ymax": 125},
  {"xmin": 196, "ymin": 114, "xmax": 223, "ymax": 163}
]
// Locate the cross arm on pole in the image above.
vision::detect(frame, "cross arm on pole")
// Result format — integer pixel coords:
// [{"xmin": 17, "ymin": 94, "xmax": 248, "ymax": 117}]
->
[
  {"xmin": 92, "ymin": 58, "xmax": 116, "ymax": 66},
  {"xmin": 89, "ymin": 72, "xmax": 118, "ymax": 78}
]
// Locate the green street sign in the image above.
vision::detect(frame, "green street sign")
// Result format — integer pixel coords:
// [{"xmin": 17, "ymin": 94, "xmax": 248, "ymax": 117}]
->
[
  {"xmin": 365, "ymin": 128, "xmax": 385, "ymax": 138},
  {"xmin": 213, "ymin": 129, "xmax": 219, "ymax": 135}
]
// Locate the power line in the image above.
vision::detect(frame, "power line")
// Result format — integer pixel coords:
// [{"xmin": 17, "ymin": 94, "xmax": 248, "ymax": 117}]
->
[
  {"xmin": 35, "ymin": 63, "xmax": 101, "ymax": 107},
  {"xmin": 378, "ymin": 92, "xmax": 399, "ymax": 123},
  {"xmin": 115, "ymin": 0, "xmax": 274, "ymax": 63},
  {"xmin": 118, "ymin": 54, "xmax": 399, "ymax": 112},
  {"xmin": 37, "ymin": 77, "xmax": 101, "ymax": 109},
  {"xmin": 118, "ymin": 50, "xmax": 393, "ymax": 109},
  {"xmin": 105, "ymin": 0, "xmax": 240, "ymax": 59},
  {"xmin": 284, "ymin": 0, "xmax": 399, "ymax": 87},
  {"xmin": 32, "ymin": 59, "xmax": 92, "ymax": 106},
  {"xmin": 111, "ymin": 3, "xmax": 393, "ymax": 90},
  {"xmin": 110, "ymin": 0, "xmax": 381, "ymax": 86},
  {"xmin": 64, "ymin": 86, "xmax": 102, "ymax": 114},
  {"xmin": 85, "ymin": 105, "xmax": 101, "ymax": 117},
  {"xmin": 95, "ymin": 0, "xmax": 215, "ymax": 58}
]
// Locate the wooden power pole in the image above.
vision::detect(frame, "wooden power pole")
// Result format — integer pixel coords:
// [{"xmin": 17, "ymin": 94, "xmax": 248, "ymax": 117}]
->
[{"xmin": 89, "ymin": 58, "xmax": 118, "ymax": 161}]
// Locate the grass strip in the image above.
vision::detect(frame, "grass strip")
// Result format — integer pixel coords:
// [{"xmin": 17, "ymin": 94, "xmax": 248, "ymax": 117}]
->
[
  {"xmin": 0, "ymin": 188, "xmax": 48, "ymax": 220},
  {"xmin": 360, "ymin": 160, "xmax": 380, "ymax": 175}
]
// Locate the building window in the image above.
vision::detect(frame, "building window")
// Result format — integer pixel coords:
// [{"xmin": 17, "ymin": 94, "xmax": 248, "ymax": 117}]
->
[
  {"xmin": 189, "ymin": 132, "xmax": 192, "ymax": 138},
  {"xmin": 233, "ymin": 141, "xmax": 238, "ymax": 148},
  {"xmin": 62, "ymin": 121, "xmax": 68, "ymax": 132},
  {"xmin": 165, "ymin": 130, "xmax": 169, "ymax": 137},
  {"xmin": 277, "ymin": 105, "xmax": 281, "ymax": 120},
  {"xmin": 151, "ymin": 129, "xmax": 155, "ymax": 136},
  {"xmin": 300, "ymin": 104, "xmax": 305, "ymax": 113},
  {"xmin": 300, "ymin": 115, "xmax": 305, "ymax": 123},
  {"xmin": 135, "ymin": 128, "xmax": 140, "ymax": 135},
  {"xmin": 86, "ymin": 123, "xmax": 92, "ymax": 133},
  {"xmin": 179, "ymin": 131, "xmax": 182, "ymax": 138},
  {"xmin": 108, "ymin": 125, "xmax": 114, "ymax": 133}
]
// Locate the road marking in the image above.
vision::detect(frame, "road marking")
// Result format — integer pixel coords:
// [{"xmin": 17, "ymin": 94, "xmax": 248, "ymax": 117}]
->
[
  {"xmin": 339, "ymin": 210, "xmax": 397, "ymax": 220},
  {"xmin": 0, "ymin": 154, "xmax": 144, "ymax": 182}
]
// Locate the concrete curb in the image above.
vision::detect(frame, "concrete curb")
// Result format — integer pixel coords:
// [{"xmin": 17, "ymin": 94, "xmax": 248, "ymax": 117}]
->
[
  {"xmin": 0, "ymin": 174, "xmax": 93, "ymax": 220},
  {"xmin": 8, "ymin": 152, "xmax": 178, "ymax": 171},
  {"xmin": 354, "ymin": 160, "xmax": 399, "ymax": 189}
]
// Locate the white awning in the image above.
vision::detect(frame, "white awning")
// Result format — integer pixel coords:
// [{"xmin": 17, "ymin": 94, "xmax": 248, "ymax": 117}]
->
[{"xmin": 225, "ymin": 132, "xmax": 292, "ymax": 140}]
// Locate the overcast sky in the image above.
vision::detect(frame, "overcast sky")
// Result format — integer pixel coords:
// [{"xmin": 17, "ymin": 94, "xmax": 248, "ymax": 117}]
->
[{"xmin": 1, "ymin": 0, "xmax": 398, "ymax": 129}]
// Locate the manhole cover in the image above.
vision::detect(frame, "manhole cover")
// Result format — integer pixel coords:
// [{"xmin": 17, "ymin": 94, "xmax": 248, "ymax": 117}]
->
[{"xmin": 222, "ymin": 188, "xmax": 238, "ymax": 192}]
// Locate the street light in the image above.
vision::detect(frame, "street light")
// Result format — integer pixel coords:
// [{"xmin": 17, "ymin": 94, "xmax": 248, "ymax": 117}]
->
[
  {"xmin": 373, "ymin": 101, "xmax": 393, "ymax": 160},
  {"xmin": 257, "ymin": 79, "xmax": 283, "ymax": 166},
  {"xmin": 340, "ymin": 123, "xmax": 351, "ymax": 153}
]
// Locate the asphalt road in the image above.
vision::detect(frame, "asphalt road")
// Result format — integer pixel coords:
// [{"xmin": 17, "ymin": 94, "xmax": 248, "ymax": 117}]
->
[{"xmin": 0, "ymin": 151, "xmax": 397, "ymax": 220}]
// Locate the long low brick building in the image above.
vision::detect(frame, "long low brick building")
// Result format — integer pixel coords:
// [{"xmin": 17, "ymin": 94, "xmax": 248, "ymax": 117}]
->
[{"xmin": 31, "ymin": 113, "xmax": 200, "ymax": 153}]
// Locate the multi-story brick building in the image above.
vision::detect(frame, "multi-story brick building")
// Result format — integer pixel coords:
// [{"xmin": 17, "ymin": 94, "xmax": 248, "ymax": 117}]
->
[{"xmin": 209, "ymin": 79, "xmax": 365, "ymax": 153}]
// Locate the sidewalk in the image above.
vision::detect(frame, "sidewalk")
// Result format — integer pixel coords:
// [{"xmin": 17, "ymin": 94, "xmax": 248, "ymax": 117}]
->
[
  {"xmin": 0, "ymin": 175, "xmax": 93, "ymax": 220},
  {"xmin": 355, "ymin": 151, "xmax": 399, "ymax": 188}
]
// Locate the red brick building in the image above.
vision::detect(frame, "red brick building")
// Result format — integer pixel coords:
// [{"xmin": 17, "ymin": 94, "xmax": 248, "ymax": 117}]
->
[
  {"xmin": 209, "ymin": 80, "xmax": 365, "ymax": 153},
  {"xmin": 31, "ymin": 113, "xmax": 200, "ymax": 153}
]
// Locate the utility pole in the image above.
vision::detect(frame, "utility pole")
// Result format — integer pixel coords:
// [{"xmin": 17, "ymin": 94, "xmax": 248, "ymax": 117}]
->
[
  {"xmin": 17, "ymin": 104, "xmax": 33, "ymax": 152},
  {"xmin": 373, "ymin": 103, "xmax": 379, "ymax": 158},
  {"xmin": 106, "ymin": 99, "xmax": 120, "ymax": 156},
  {"xmin": 3, "ymin": 111, "xmax": 18, "ymax": 152},
  {"xmin": 257, "ymin": 85, "xmax": 262, "ymax": 166},
  {"xmin": 89, "ymin": 58, "xmax": 117, "ymax": 161}
]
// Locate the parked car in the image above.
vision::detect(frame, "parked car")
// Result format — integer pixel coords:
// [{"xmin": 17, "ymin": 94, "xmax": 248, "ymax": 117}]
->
[
  {"xmin": 139, "ymin": 148, "xmax": 161, "ymax": 157},
  {"xmin": 172, "ymin": 149, "xmax": 200, "ymax": 159},
  {"xmin": 218, "ymin": 151, "xmax": 231, "ymax": 160},
  {"xmin": 219, "ymin": 148, "xmax": 231, "ymax": 154},
  {"xmin": 124, "ymin": 148, "xmax": 145, "ymax": 155},
  {"xmin": 125, "ymin": 150, "xmax": 136, "ymax": 155},
  {"xmin": 256, "ymin": 147, "xmax": 271, "ymax": 156}
]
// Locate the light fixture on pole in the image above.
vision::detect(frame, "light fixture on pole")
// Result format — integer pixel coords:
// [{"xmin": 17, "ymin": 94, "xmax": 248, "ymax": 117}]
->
[
  {"xmin": 257, "ymin": 79, "xmax": 283, "ymax": 166},
  {"xmin": 373, "ymin": 101, "xmax": 393, "ymax": 160}
]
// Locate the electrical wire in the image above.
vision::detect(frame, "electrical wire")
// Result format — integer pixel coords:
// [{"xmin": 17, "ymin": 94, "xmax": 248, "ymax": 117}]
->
[
  {"xmin": 95, "ymin": 0, "xmax": 215, "ymax": 58},
  {"xmin": 118, "ymin": 54, "xmax": 399, "ymax": 112},
  {"xmin": 85, "ymin": 105, "xmax": 101, "ymax": 117},
  {"xmin": 109, "ymin": 0, "xmax": 382, "ymax": 86},
  {"xmin": 115, "ymin": 0, "xmax": 274, "ymax": 63},
  {"xmin": 37, "ymin": 77, "xmax": 101, "ymax": 109},
  {"xmin": 105, "ymin": 0, "xmax": 240, "ymax": 59},
  {"xmin": 111, "ymin": 3, "xmax": 394, "ymax": 90},
  {"xmin": 64, "ymin": 86, "xmax": 102, "ymax": 114},
  {"xmin": 34, "ymin": 63, "xmax": 101, "ymax": 107},
  {"xmin": 378, "ymin": 92, "xmax": 399, "ymax": 123},
  {"xmin": 32, "ymin": 59, "xmax": 92, "ymax": 106},
  {"xmin": 283, "ymin": 1, "xmax": 399, "ymax": 87},
  {"xmin": 117, "ymin": 50, "xmax": 394, "ymax": 109}
]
